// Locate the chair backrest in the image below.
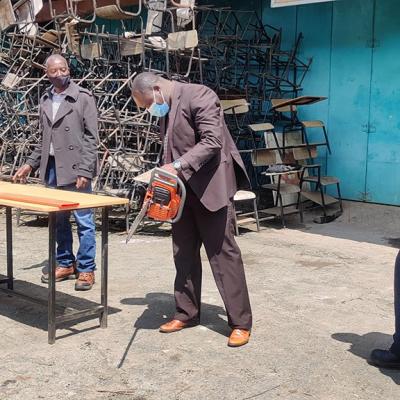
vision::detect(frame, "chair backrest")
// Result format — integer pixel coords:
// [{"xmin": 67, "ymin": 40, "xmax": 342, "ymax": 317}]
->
[
  {"xmin": 292, "ymin": 146, "xmax": 318, "ymax": 162},
  {"xmin": 120, "ymin": 37, "xmax": 144, "ymax": 56},
  {"xmin": 0, "ymin": 0, "xmax": 16, "ymax": 31},
  {"xmin": 221, "ymin": 99, "xmax": 249, "ymax": 115},
  {"xmin": 80, "ymin": 42, "xmax": 102, "ymax": 60},
  {"xmin": 2, "ymin": 72, "xmax": 21, "ymax": 89},
  {"xmin": 167, "ymin": 29, "xmax": 198, "ymax": 50},
  {"xmin": 251, "ymin": 149, "xmax": 279, "ymax": 167}
]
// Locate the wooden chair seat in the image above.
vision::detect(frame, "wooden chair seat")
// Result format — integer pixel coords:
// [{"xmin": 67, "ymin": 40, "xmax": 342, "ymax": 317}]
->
[
  {"xmin": 234, "ymin": 190, "xmax": 256, "ymax": 201},
  {"xmin": 301, "ymin": 120, "xmax": 325, "ymax": 128},
  {"xmin": 248, "ymin": 123, "xmax": 274, "ymax": 132},
  {"xmin": 233, "ymin": 190, "xmax": 260, "ymax": 234}
]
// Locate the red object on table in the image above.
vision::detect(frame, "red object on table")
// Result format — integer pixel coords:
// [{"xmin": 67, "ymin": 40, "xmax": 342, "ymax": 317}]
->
[{"xmin": 0, "ymin": 192, "xmax": 79, "ymax": 209}]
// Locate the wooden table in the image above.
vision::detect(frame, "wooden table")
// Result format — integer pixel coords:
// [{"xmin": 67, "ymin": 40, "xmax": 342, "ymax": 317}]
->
[{"xmin": 0, "ymin": 182, "xmax": 129, "ymax": 344}]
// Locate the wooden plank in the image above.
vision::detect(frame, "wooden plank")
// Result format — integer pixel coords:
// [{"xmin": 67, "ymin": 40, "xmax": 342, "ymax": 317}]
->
[
  {"xmin": 0, "ymin": 193, "xmax": 79, "ymax": 209},
  {"xmin": 0, "ymin": 182, "xmax": 129, "ymax": 212}
]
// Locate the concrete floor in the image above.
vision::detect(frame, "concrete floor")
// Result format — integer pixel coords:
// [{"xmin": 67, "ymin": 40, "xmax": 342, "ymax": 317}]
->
[{"xmin": 1, "ymin": 200, "xmax": 400, "ymax": 400}]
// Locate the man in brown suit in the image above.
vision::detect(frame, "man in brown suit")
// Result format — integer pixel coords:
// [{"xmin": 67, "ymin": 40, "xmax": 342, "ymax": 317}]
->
[{"xmin": 131, "ymin": 72, "xmax": 252, "ymax": 347}]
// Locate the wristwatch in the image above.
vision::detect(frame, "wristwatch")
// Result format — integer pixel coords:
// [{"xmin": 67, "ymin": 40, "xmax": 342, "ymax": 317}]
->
[{"xmin": 173, "ymin": 159, "xmax": 182, "ymax": 171}]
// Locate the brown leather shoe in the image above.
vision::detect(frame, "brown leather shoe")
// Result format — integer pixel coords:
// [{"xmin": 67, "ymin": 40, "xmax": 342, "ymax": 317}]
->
[
  {"xmin": 41, "ymin": 263, "xmax": 77, "ymax": 283},
  {"xmin": 75, "ymin": 272, "xmax": 95, "ymax": 291},
  {"xmin": 159, "ymin": 319, "xmax": 197, "ymax": 333},
  {"xmin": 228, "ymin": 329, "xmax": 251, "ymax": 347}
]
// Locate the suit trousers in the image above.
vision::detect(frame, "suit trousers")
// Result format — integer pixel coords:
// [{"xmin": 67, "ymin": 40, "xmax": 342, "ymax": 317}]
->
[{"xmin": 171, "ymin": 187, "xmax": 252, "ymax": 330}]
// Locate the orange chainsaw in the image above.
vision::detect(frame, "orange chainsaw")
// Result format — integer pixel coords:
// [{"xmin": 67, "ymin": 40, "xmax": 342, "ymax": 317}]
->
[{"xmin": 126, "ymin": 168, "xmax": 186, "ymax": 242}]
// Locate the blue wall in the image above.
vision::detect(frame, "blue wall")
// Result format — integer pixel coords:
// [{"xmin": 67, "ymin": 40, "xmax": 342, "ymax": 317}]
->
[{"xmin": 226, "ymin": 0, "xmax": 400, "ymax": 205}]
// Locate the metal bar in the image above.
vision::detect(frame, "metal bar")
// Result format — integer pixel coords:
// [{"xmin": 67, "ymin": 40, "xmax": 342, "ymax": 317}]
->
[
  {"xmin": 100, "ymin": 207, "xmax": 109, "ymax": 328},
  {"xmin": 6, "ymin": 207, "xmax": 13, "ymax": 290},
  {"xmin": 56, "ymin": 306, "xmax": 104, "ymax": 325},
  {"xmin": 48, "ymin": 212, "xmax": 57, "ymax": 345}
]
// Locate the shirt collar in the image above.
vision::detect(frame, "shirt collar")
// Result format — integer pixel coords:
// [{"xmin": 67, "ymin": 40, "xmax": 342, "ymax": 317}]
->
[
  {"xmin": 51, "ymin": 87, "xmax": 67, "ymax": 97},
  {"xmin": 45, "ymin": 81, "xmax": 79, "ymax": 101}
]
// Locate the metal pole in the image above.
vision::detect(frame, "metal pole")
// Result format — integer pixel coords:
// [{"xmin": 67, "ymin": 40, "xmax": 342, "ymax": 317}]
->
[
  {"xmin": 100, "ymin": 207, "xmax": 109, "ymax": 328},
  {"xmin": 6, "ymin": 207, "xmax": 13, "ymax": 290},
  {"xmin": 48, "ymin": 212, "xmax": 57, "ymax": 344}
]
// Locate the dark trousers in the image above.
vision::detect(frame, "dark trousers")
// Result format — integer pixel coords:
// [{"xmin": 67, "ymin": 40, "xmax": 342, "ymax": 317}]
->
[
  {"xmin": 171, "ymin": 188, "xmax": 252, "ymax": 330},
  {"xmin": 391, "ymin": 251, "xmax": 400, "ymax": 355}
]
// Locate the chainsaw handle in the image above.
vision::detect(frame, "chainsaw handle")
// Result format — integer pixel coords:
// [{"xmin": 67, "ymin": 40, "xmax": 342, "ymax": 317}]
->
[
  {"xmin": 152, "ymin": 167, "xmax": 177, "ymax": 182},
  {"xmin": 171, "ymin": 175, "xmax": 186, "ymax": 224}
]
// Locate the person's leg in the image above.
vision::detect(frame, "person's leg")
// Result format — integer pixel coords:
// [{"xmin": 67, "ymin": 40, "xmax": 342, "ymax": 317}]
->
[
  {"xmin": 170, "ymin": 193, "xmax": 202, "ymax": 324},
  {"xmin": 196, "ymin": 199, "xmax": 252, "ymax": 331},
  {"xmin": 370, "ymin": 250, "xmax": 400, "ymax": 367},
  {"xmin": 55, "ymin": 210, "xmax": 75, "ymax": 267},
  {"xmin": 390, "ymin": 250, "xmax": 400, "ymax": 355},
  {"xmin": 41, "ymin": 157, "xmax": 76, "ymax": 283},
  {"xmin": 74, "ymin": 207, "xmax": 96, "ymax": 272},
  {"xmin": 72, "ymin": 183, "xmax": 96, "ymax": 290}
]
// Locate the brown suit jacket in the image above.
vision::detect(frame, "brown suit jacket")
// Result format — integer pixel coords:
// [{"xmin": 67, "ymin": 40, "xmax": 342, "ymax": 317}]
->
[
  {"xmin": 26, "ymin": 82, "xmax": 99, "ymax": 186},
  {"xmin": 161, "ymin": 82, "xmax": 250, "ymax": 212}
]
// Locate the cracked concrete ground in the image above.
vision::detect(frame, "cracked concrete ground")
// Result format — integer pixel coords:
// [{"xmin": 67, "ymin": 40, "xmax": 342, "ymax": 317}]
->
[{"xmin": 1, "ymin": 200, "xmax": 400, "ymax": 400}]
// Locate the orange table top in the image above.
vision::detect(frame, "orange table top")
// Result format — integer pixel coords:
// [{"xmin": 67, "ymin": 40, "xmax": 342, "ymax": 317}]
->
[{"xmin": 0, "ymin": 181, "xmax": 129, "ymax": 212}]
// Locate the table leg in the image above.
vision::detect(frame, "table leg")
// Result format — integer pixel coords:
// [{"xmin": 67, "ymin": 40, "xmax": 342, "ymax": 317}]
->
[
  {"xmin": 48, "ymin": 212, "xmax": 57, "ymax": 344},
  {"xmin": 6, "ymin": 207, "xmax": 13, "ymax": 290},
  {"xmin": 100, "ymin": 207, "xmax": 109, "ymax": 328}
]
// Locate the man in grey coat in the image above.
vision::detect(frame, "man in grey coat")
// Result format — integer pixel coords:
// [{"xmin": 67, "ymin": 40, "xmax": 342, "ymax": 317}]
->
[
  {"xmin": 131, "ymin": 72, "xmax": 252, "ymax": 347},
  {"xmin": 13, "ymin": 54, "xmax": 99, "ymax": 291}
]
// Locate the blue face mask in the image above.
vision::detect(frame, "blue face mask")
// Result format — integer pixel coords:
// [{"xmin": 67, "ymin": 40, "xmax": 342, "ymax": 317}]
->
[{"xmin": 147, "ymin": 89, "xmax": 170, "ymax": 118}]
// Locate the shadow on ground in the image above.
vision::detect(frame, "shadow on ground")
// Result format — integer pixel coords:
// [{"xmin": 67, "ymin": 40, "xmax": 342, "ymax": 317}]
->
[
  {"xmin": 117, "ymin": 292, "xmax": 230, "ymax": 368},
  {"xmin": 332, "ymin": 332, "xmax": 400, "ymax": 385},
  {"xmin": 0, "ymin": 277, "xmax": 121, "ymax": 340}
]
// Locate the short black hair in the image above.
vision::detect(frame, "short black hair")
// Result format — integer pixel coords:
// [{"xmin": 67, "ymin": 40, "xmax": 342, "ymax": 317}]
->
[{"xmin": 131, "ymin": 72, "xmax": 161, "ymax": 93}]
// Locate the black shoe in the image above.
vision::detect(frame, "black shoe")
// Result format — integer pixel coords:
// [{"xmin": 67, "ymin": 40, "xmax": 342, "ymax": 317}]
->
[{"xmin": 369, "ymin": 349, "xmax": 400, "ymax": 369}]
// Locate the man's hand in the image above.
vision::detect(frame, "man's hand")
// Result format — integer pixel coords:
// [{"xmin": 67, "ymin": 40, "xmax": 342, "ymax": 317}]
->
[
  {"xmin": 76, "ymin": 176, "xmax": 89, "ymax": 189},
  {"xmin": 161, "ymin": 163, "xmax": 178, "ymax": 175},
  {"xmin": 13, "ymin": 164, "xmax": 32, "ymax": 183}
]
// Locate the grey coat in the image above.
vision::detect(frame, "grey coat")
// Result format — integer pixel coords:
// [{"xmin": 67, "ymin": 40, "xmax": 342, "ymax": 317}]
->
[{"xmin": 27, "ymin": 81, "xmax": 99, "ymax": 186}]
